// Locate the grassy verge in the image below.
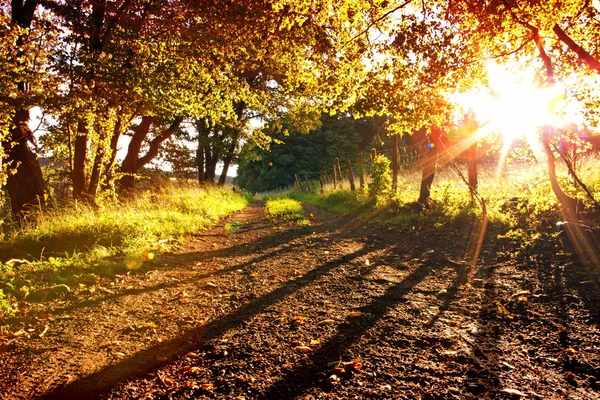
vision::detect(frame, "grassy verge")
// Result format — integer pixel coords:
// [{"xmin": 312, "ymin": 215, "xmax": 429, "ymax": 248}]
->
[
  {"xmin": 0, "ymin": 184, "xmax": 251, "ymax": 316},
  {"xmin": 290, "ymin": 189, "xmax": 365, "ymax": 214},
  {"xmin": 288, "ymin": 160, "xmax": 600, "ymax": 260},
  {"xmin": 264, "ymin": 198, "xmax": 310, "ymax": 225}
]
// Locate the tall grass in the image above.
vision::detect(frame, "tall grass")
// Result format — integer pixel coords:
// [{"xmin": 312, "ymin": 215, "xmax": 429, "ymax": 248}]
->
[
  {"xmin": 291, "ymin": 158, "xmax": 600, "ymax": 256},
  {"xmin": 0, "ymin": 184, "xmax": 250, "ymax": 313},
  {"xmin": 264, "ymin": 198, "xmax": 310, "ymax": 225}
]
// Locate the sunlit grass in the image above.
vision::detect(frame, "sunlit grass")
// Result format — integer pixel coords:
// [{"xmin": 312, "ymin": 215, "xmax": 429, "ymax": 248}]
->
[
  {"xmin": 290, "ymin": 189, "xmax": 365, "ymax": 214},
  {"xmin": 264, "ymin": 198, "xmax": 307, "ymax": 223},
  {"xmin": 294, "ymin": 157, "xmax": 600, "ymax": 259},
  {"xmin": 0, "ymin": 184, "xmax": 251, "ymax": 314}
]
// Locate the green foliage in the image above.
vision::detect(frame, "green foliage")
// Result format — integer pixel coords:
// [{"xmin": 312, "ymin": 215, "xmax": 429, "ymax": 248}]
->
[
  {"xmin": 291, "ymin": 190, "xmax": 363, "ymax": 214},
  {"xmin": 368, "ymin": 155, "xmax": 392, "ymax": 205},
  {"xmin": 0, "ymin": 184, "xmax": 250, "ymax": 314},
  {"xmin": 236, "ymin": 115, "xmax": 387, "ymax": 193},
  {"xmin": 265, "ymin": 198, "xmax": 305, "ymax": 222},
  {"xmin": 0, "ymin": 289, "xmax": 14, "ymax": 317}
]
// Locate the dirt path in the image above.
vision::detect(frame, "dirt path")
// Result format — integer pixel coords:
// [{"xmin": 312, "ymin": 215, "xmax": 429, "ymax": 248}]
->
[{"xmin": 1, "ymin": 201, "xmax": 599, "ymax": 399}]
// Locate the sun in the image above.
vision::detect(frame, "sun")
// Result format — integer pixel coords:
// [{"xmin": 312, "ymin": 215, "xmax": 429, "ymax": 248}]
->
[{"xmin": 450, "ymin": 61, "xmax": 565, "ymax": 145}]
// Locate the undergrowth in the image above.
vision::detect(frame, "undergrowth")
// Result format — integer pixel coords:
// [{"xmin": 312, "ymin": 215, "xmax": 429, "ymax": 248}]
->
[
  {"xmin": 264, "ymin": 198, "xmax": 309, "ymax": 225},
  {"xmin": 292, "ymin": 160, "xmax": 600, "ymax": 261},
  {"xmin": 0, "ymin": 184, "xmax": 250, "ymax": 316}
]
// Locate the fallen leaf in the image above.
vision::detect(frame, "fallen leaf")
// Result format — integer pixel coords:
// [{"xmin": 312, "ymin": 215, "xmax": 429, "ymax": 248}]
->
[
  {"xmin": 292, "ymin": 316, "xmax": 307, "ymax": 324},
  {"xmin": 200, "ymin": 383, "xmax": 214, "ymax": 391},
  {"xmin": 114, "ymin": 352, "xmax": 126, "ymax": 357},
  {"xmin": 348, "ymin": 311, "xmax": 363, "ymax": 318},
  {"xmin": 501, "ymin": 361, "xmax": 516, "ymax": 369},
  {"xmin": 38, "ymin": 325, "xmax": 50, "ymax": 338},
  {"xmin": 318, "ymin": 319, "xmax": 336, "ymax": 326},
  {"xmin": 161, "ymin": 376, "xmax": 175, "ymax": 386},
  {"xmin": 145, "ymin": 322, "xmax": 157, "ymax": 329},
  {"xmin": 365, "ymin": 259, "xmax": 370, "ymax": 266},
  {"xmin": 294, "ymin": 346, "xmax": 312, "ymax": 353},
  {"xmin": 309, "ymin": 339, "xmax": 320, "ymax": 347},
  {"xmin": 344, "ymin": 359, "xmax": 362, "ymax": 371},
  {"xmin": 501, "ymin": 388, "xmax": 526, "ymax": 397},
  {"xmin": 190, "ymin": 366, "xmax": 201, "ymax": 374}
]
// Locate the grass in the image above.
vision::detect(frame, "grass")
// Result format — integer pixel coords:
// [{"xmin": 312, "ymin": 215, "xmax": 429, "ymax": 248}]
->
[
  {"xmin": 264, "ymin": 198, "xmax": 309, "ymax": 225},
  {"xmin": 0, "ymin": 183, "xmax": 251, "ymax": 316},
  {"xmin": 288, "ymin": 157, "xmax": 600, "ymax": 260},
  {"xmin": 290, "ymin": 189, "xmax": 365, "ymax": 214}
]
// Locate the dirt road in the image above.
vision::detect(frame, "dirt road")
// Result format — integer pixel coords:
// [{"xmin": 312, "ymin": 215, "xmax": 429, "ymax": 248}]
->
[{"xmin": 1, "ymin": 201, "xmax": 599, "ymax": 399}]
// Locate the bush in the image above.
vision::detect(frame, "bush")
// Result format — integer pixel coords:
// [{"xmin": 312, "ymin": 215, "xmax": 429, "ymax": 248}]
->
[
  {"xmin": 368, "ymin": 155, "xmax": 392, "ymax": 205},
  {"xmin": 265, "ymin": 198, "xmax": 305, "ymax": 221}
]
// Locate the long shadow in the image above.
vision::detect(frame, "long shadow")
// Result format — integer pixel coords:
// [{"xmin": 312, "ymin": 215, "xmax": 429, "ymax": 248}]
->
[
  {"xmin": 465, "ymin": 262, "xmax": 501, "ymax": 395},
  {"xmin": 8, "ymin": 221, "xmax": 334, "ymax": 326},
  {"xmin": 42, "ymin": 245, "xmax": 377, "ymax": 400},
  {"xmin": 257, "ymin": 255, "xmax": 440, "ymax": 399}
]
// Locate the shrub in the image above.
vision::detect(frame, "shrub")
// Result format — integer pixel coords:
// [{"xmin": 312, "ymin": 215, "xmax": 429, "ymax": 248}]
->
[{"xmin": 368, "ymin": 155, "xmax": 392, "ymax": 205}]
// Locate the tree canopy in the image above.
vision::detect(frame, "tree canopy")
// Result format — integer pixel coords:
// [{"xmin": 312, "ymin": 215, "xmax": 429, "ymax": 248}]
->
[{"xmin": 1, "ymin": 0, "xmax": 600, "ymax": 210}]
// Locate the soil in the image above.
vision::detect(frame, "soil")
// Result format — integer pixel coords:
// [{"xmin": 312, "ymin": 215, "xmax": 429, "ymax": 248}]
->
[{"xmin": 1, "ymin": 200, "xmax": 599, "ymax": 399}]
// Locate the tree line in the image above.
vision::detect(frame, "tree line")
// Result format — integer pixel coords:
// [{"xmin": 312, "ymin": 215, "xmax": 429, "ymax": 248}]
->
[{"xmin": 2, "ymin": 1, "xmax": 600, "ymax": 214}]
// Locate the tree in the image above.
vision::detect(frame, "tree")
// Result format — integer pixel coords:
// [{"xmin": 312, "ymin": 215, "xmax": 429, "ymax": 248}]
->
[
  {"xmin": 3, "ymin": 0, "xmax": 49, "ymax": 213},
  {"xmin": 236, "ymin": 115, "xmax": 386, "ymax": 193}
]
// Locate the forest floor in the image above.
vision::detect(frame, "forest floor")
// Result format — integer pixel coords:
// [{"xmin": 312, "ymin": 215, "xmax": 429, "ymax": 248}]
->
[{"xmin": 1, "ymin": 200, "xmax": 599, "ymax": 399}]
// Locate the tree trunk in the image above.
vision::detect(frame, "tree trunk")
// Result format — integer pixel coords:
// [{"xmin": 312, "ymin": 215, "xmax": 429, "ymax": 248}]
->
[
  {"xmin": 218, "ymin": 131, "xmax": 240, "ymax": 185},
  {"xmin": 196, "ymin": 147, "xmax": 205, "ymax": 184},
  {"xmin": 72, "ymin": 119, "xmax": 89, "ymax": 199},
  {"xmin": 418, "ymin": 127, "xmax": 442, "ymax": 206},
  {"xmin": 467, "ymin": 143, "xmax": 478, "ymax": 191},
  {"xmin": 100, "ymin": 115, "xmax": 124, "ymax": 190},
  {"xmin": 418, "ymin": 144, "xmax": 438, "ymax": 205},
  {"xmin": 205, "ymin": 147, "xmax": 219, "ymax": 182},
  {"xmin": 119, "ymin": 116, "xmax": 154, "ymax": 191},
  {"xmin": 5, "ymin": 0, "xmax": 46, "ymax": 213},
  {"xmin": 5, "ymin": 111, "xmax": 46, "ymax": 213},
  {"xmin": 118, "ymin": 116, "xmax": 182, "ymax": 191},
  {"xmin": 392, "ymin": 135, "xmax": 399, "ymax": 192},
  {"xmin": 541, "ymin": 130, "xmax": 579, "ymax": 218}
]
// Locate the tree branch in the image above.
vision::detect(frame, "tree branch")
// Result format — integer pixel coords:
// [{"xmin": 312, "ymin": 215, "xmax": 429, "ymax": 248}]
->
[
  {"xmin": 136, "ymin": 117, "xmax": 183, "ymax": 169},
  {"xmin": 553, "ymin": 23, "xmax": 600, "ymax": 74},
  {"xmin": 500, "ymin": 0, "xmax": 553, "ymax": 83},
  {"xmin": 337, "ymin": 0, "xmax": 413, "ymax": 53}
]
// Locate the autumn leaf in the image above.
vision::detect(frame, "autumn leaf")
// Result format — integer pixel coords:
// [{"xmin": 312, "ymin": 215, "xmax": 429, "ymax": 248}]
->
[
  {"xmin": 501, "ymin": 388, "xmax": 526, "ymax": 397},
  {"xmin": 200, "ymin": 383, "xmax": 214, "ymax": 391},
  {"xmin": 292, "ymin": 316, "xmax": 307, "ymax": 324},
  {"xmin": 294, "ymin": 346, "xmax": 312, "ymax": 353},
  {"xmin": 318, "ymin": 319, "xmax": 336, "ymax": 326}
]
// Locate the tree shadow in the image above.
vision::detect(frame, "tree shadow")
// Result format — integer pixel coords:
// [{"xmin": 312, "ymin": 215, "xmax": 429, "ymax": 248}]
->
[
  {"xmin": 42, "ymin": 245, "xmax": 377, "ymax": 399},
  {"xmin": 8, "ymin": 215, "xmax": 337, "ymax": 326},
  {"xmin": 255, "ymin": 254, "xmax": 440, "ymax": 399}
]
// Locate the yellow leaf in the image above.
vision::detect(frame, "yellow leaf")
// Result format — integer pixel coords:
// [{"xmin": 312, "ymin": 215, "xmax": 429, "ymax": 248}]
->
[
  {"xmin": 294, "ymin": 346, "xmax": 312, "ymax": 353},
  {"xmin": 318, "ymin": 319, "xmax": 336, "ymax": 326},
  {"xmin": 348, "ymin": 311, "xmax": 363, "ymax": 318},
  {"xmin": 200, "ymin": 383, "xmax": 214, "ymax": 391}
]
